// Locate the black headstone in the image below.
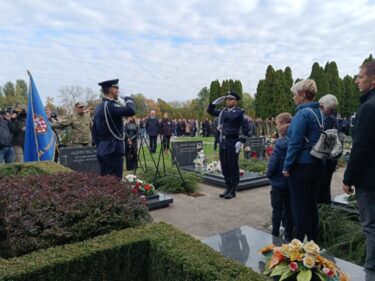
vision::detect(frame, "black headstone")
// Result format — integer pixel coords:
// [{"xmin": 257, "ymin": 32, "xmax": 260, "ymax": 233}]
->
[
  {"xmin": 244, "ymin": 137, "xmax": 266, "ymax": 160},
  {"xmin": 171, "ymin": 141, "xmax": 203, "ymax": 167},
  {"xmin": 59, "ymin": 147, "xmax": 100, "ymax": 174}
]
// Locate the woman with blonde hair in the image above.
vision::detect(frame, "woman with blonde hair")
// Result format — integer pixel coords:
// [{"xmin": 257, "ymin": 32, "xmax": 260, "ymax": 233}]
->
[{"xmin": 282, "ymin": 79, "xmax": 324, "ymax": 241}]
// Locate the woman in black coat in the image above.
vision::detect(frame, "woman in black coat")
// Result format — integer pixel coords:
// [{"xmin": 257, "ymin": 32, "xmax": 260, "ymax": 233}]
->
[
  {"xmin": 124, "ymin": 116, "xmax": 139, "ymax": 170},
  {"xmin": 160, "ymin": 113, "xmax": 173, "ymax": 152}
]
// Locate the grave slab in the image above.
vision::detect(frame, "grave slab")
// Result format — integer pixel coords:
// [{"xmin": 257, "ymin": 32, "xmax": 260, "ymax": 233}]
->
[
  {"xmin": 147, "ymin": 192, "xmax": 173, "ymax": 210},
  {"xmin": 59, "ymin": 146, "xmax": 100, "ymax": 174},
  {"xmin": 203, "ymin": 225, "xmax": 373, "ymax": 281},
  {"xmin": 182, "ymin": 165, "xmax": 269, "ymax": 190}
]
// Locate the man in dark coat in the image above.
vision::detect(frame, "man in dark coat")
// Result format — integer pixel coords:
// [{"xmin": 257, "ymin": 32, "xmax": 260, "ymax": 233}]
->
[
  {"xmin": 207, "ymin": 91, "xmax": 250, "ymax": 199},
  {"xmin": 145, "ymin": 110, "xmax": 159, "ymax": 153},
  {"xmin": 92, "ymin": 79, "xmax": 135, "ymax": 178},
  {"xmin": 343, "ymin": 61, "xmax": 375, "ymax": 271}
]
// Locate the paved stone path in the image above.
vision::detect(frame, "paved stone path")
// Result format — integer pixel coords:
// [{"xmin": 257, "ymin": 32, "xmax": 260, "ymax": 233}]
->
[{"xmin": 151, "ymin": 167, "xmax": 345, "ymax": 239}]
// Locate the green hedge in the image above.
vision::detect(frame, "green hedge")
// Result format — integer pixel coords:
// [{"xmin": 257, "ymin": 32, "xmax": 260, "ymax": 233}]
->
[
  {"xmin": 0, "ymin": 223, "xmax": 267, "ymax": 281},
  {"xmin": 0, "ymin": 161, "xmax": 71, "ymax": 178}
]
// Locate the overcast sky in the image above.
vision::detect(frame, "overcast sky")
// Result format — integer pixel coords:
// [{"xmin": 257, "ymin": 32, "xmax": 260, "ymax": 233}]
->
[{"xmin": 0, "ymin": 0, "xmax": 374, "ymax": 104}]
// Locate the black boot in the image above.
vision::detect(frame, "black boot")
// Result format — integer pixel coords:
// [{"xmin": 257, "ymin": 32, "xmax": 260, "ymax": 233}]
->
[
  {"xmin": 219, "ymin": 185, "xmax": 231, "ymax": 198},
  {"xmin": 225, "ymin": 185, "xmax": 237, "ymax": 199}
]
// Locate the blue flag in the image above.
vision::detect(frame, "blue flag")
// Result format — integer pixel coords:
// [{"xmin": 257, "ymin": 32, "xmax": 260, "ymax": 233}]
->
[{"xmin": 24, "ymin": 72, "xmax": 55, "ymax": 161}]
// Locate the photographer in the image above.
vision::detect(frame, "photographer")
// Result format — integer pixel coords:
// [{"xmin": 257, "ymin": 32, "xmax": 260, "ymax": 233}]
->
[
  {"xmin": 124, "ymin": 116, "xmax": 139, "ymax": 170},
  {"xmin": 12, "ymin": 106, "xmax": 27, "ymax": 162},
  {"xmin": 0, "ymin": 110, "xmax": 16, "ymax": 163}
]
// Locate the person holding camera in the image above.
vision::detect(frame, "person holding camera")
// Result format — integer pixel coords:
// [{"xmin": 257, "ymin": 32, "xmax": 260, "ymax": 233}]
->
[
  {"xmin": 92, "ymin": 79, "xmax": 135, "ymax": 178},
  {"xmin": 207, "ymin": 91, "xmax": 250, "ymax": 199},
  {"xmin": 12, "ymin": 106, "xmax": 27, "ymax": 162},
  {"xmin": 0, "ymin": 111, "xmax": 16, "ymax": 164}
]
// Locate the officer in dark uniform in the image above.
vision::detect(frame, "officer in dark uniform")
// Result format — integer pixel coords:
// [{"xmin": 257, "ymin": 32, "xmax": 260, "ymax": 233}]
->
[
  {"xmin": 92, "ymin": 79, "xmax": 135, "ymax": 178},
  {"xmin": 207, "ymin": 91, "xmax": 250, "ymax": 199}
]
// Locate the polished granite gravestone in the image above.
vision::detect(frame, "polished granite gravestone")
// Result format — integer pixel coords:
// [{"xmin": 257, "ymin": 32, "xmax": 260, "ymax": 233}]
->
[
  {"xmin": 146, "ymin": 192, "xmax": 173, "ymax": 210},
  {"xmin": 203, "ymin": 225, "xmax": 374, "ymax": 281},
  {"xmin": 182, "ymin": 165, "xmax": 269, "ymax": 190},
  {"xmin": 244, "ymin": 137, "xmax": 266, "ymax": 160},
  {"xmin": 59, "ymin": 146, "xmax": 100, "ymax": 174},
  {"xmin": 171, "ymin": 141, "xmax": 203, "ymax": 167},
  {"xmin": 332, "ymin": 193, "xmax": 360, "ymax": 216}
]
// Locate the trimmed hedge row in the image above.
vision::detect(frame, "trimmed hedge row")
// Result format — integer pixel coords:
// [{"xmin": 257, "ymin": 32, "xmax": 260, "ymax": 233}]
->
[
  {"xmin": 0, "ymin": 161, "xmax": 71, "ymax": 178},
  {"xmin": 0, "ymin": 223, "xmax": 268, "ymax": 281}
]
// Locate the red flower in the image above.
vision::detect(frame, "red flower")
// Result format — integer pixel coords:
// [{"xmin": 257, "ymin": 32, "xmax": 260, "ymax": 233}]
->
[
  {"xmin": 144, "ymin": 184, "xmax": 151, "ymax": 191},
  {"xmin": 288, "ymin": 262, "xmax": 298, "ymax": 272},
  {"xmin": 323, "ymin": 267, "xmax": 335, "ymax": 278},
  {"xmin": 135, "ymin": 182, "xmax": 141, "ymax": 188},
  {"xmin": 131, "ymin": 187, "xmax": 138, "ymax": 194}
]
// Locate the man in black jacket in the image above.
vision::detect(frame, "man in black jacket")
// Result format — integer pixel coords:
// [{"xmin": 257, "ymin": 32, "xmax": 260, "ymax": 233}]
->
[
  {"xmin": 0, "ymin": 111, "xmax": 16, "ymax": 163},
  {"xmin": 343, "ymin": 61, "xmax": 375, "ymax": 271}
]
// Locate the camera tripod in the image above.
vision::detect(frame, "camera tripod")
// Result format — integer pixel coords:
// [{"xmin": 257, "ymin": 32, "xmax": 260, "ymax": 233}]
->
[{"xmin": 134, "ymin": 134, "xmax": 184, "ymax": 186}]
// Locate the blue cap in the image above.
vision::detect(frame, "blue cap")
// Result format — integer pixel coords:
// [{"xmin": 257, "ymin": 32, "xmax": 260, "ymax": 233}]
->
[
  {"xmin": 98, "ymin": 79, "xmax": 119, "ymax": 88},
  {"xmin": 225, "ymin": 91, "xmax": 240, "ymax": 100}
]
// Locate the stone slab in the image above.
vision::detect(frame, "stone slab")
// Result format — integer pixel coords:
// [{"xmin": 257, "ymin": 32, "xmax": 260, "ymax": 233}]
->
[
  {"xmin": 203, "ymin": 225, "xmax": 373, "ymax": 281},
  {"xmin": 182, "ymin": 165, "xmax": 269, "ymax": 190},
  {"xmin": 171, "ymin": 141, "xmax": 203, "ymax": 167},
  {"xmin": 147, "ymin": 192, "xmax": 173, "ymax": 210},
  {"xmin": 59, "ymin": 146, "xmax": 100, "ymax": 174}
]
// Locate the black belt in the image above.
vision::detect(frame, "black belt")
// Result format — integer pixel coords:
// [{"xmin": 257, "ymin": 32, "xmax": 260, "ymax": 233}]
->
[{"xmin": 222, "ymin": 134, "xmax": 239, "ymax": 140}]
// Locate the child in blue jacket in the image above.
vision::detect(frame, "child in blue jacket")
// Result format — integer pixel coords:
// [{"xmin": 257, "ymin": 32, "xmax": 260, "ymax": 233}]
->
[{"xmin": 266, "ymin": 113, "xmax": 294, "ymax": 241}]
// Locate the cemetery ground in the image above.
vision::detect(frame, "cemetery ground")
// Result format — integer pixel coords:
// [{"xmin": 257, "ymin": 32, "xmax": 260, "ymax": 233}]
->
[{"xmin": 150, "ymin": 165, "xmax": 346, "ymax": 240}]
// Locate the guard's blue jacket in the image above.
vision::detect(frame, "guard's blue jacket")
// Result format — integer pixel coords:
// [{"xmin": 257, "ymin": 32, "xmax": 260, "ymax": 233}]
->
[
  {"xmin": 207, "ymin": 104, "xmax": 250, "ymax": 143},
  {"xmin": 92, "ymin": 98, "xmax": 135, "ymax": 156}
]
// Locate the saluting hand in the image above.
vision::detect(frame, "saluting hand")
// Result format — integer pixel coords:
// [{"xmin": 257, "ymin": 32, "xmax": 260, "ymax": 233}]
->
[{"xmin": 212, "ymin": 96, "xmax": 226, "ymax": 105}]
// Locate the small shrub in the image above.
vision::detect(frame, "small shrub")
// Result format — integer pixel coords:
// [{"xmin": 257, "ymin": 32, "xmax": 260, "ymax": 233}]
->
[
  {"xmin": 318, "ymin": 204, "xmax": 365, "ymax": 265},
  {"xmin": 239, "ymin": 159, "xmax": 267, "ymax": 174},
  {"xmin": 137, "ymin": 168, "xmax": 200, "ymax": 193},
  {"xmin": 0, "ymin": 172, "xmax": 151, "ymax": 258},
  {"xmin": 0, "ymin": 161, "xmax": 71, "ymax": 179}
]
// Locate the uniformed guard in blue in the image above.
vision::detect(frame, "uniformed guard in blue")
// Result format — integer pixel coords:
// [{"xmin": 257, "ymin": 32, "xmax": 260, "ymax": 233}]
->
[
  {"xmin": 92, "ymin": 79, "xmax": 135, "ymax": 178},
  {"xmin": 207, "ymin": 91, "xmax": 250, "ymax": 199}
]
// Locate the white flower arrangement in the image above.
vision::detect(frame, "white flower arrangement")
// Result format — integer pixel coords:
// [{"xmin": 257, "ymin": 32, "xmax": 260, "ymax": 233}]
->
[
  {"xmin": 194, "ymin": 150, "xmax": 207, "ymax": 169},
  {"xmin": 207, "ymin": 160, "xmax": 221, "ymax": 174}
]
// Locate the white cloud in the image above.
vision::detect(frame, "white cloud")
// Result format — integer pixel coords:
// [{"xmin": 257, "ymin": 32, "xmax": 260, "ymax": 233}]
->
[{"xmin": 0, "ymin": 0, "xmax": 374, "ymax": 105}]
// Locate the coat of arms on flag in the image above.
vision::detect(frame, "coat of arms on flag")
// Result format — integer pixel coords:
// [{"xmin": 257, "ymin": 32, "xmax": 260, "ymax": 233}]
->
[{"xmin": 33, "ymin": 114, "xmax": 47, "ymax": 134}]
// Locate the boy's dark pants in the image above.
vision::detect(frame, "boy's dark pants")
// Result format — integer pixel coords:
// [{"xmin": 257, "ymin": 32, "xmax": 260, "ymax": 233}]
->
[{"xmin": 270, "ymin": 186, "xmax": 293, "ymax": 240}]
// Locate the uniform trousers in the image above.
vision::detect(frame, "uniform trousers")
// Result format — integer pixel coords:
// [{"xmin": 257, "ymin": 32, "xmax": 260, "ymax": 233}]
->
[
  {"xmin": 219, "ymin": 139, "xmax": 239, "ymax": 186},
  {"xmin": 98, "ymin": 153, "xmax": 124, "ymax": 178}
]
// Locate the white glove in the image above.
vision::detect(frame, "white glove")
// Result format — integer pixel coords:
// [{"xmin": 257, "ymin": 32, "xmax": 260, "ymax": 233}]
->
[
  {"xmin": 235, "ymin": 141, "xmax": 242, "ymax": 154},
  {"xmin": 212, "ymin": 96, "xmax": 226, "ymax": 105}
]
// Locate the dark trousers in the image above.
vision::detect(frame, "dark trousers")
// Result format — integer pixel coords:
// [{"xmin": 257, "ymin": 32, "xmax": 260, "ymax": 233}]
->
[
  {"xmin": 149, "ymin": 136, "xmax": 157, "ymax": 152},
  {"xmin": 288, "ymin": 161, "xmax": 323, "ymax": 241},
  {"xmin": 270, "ymin": 186, "xmax": 294, "ymax": 240},
  {"xmin": 219, "ymin": 141, "xmax": 239, "ymax": 186},
  {"xmin": 357, "ymin": 188, "xmax": 375, "ymax": 270},
  {"xmin": 98, "ymin": 153, "xmax": 124, "ymax": 178},
  {"xmin": 318, "ymin": 159, "xmax": 336, "ymax": 204},
  {"xmin": 162, "ymin": 135, "xmax": 171, "ymax": 150},
  {"xmin": 125, "ymin": 141, "xmax": 137, "ymax": 171}
]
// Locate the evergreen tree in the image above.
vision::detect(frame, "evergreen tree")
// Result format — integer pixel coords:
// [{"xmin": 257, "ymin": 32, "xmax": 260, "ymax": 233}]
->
[
  {"xmin": 15, "ymin": 79, "xmax": 28, "ymax": 105},
  {"xmin": 233, "ymin": 80, "xmax": 243, "ymax": 107},
  {"xmin": 264, "ymin": 65, "xmax": 276, "ymax": 118},
  {"xmin": 284, "ymin": 66, "xmax": 295, "ymax": 113},
  {"xmin": 3, "ymin": 82, "xmax": 15, "ymax": 98},
  {"xmin": 363, "ymin": 54, "xmax": 374, "ymax": 64},
  {"xmin": 342, "ymin": 75, "xmax": 359, "ymax": 118},
  {"xmin": 209, "ymin": 80, "xmax": 221, "ymax": 102},
  {"xmin": 220, "ymin": 80, "xmax": 231, "ymax": 95},
  {"xmin": 309, "ymin": 62, "xmax": 329, "ymax": 101},
  {"xmin": 255, "ymin": 79, "xmax": 267, "ymax": 118},
  {"xmin": 324, "ymin": 62, "xmax": 344, "ymax": 113}
]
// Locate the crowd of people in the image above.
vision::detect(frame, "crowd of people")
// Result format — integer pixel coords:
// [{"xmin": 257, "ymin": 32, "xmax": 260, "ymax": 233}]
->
[{"xmin": 0, "ymin": 61, "xmax": 374, "ymax": 271}]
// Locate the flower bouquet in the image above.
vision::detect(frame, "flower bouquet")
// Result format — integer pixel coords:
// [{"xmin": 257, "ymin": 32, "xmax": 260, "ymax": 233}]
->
[
  {"xmin": 259, "ymin": 239, "xmax": 350, "ymax": 281},
  {"xmin": 206, "ymin": 160, "xmax": 221, "ymax": 174},
  {"xmin": 123, "ymin": 174, "xmax": 157, "ymax": 198}
]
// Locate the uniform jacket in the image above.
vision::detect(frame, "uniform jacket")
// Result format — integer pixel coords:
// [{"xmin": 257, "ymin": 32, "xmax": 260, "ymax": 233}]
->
[
  {"xmin": 145, "ymin": 117, "xmax": 159, "ymax": 137},
  {"xmin": 207, "ymin": 104, "xmax": 250, "ymax": 142},
  {"xmin": 53, "ymin": 112, "xmax": 93, "ymax": 144},
  {"xmin": 266, "ymin": 137, "xmax": 288, "ymax": 188},
  {"xmin": 283, "ymin": 102, "xmax": 323, "ymax": 172},
  {"xmin": 92, "ymin": 98, "xmax": 135, "ymax": 156},
  {"xmin": 344, "ymin": 88, "xmax": 375, "ymax": 188}
]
